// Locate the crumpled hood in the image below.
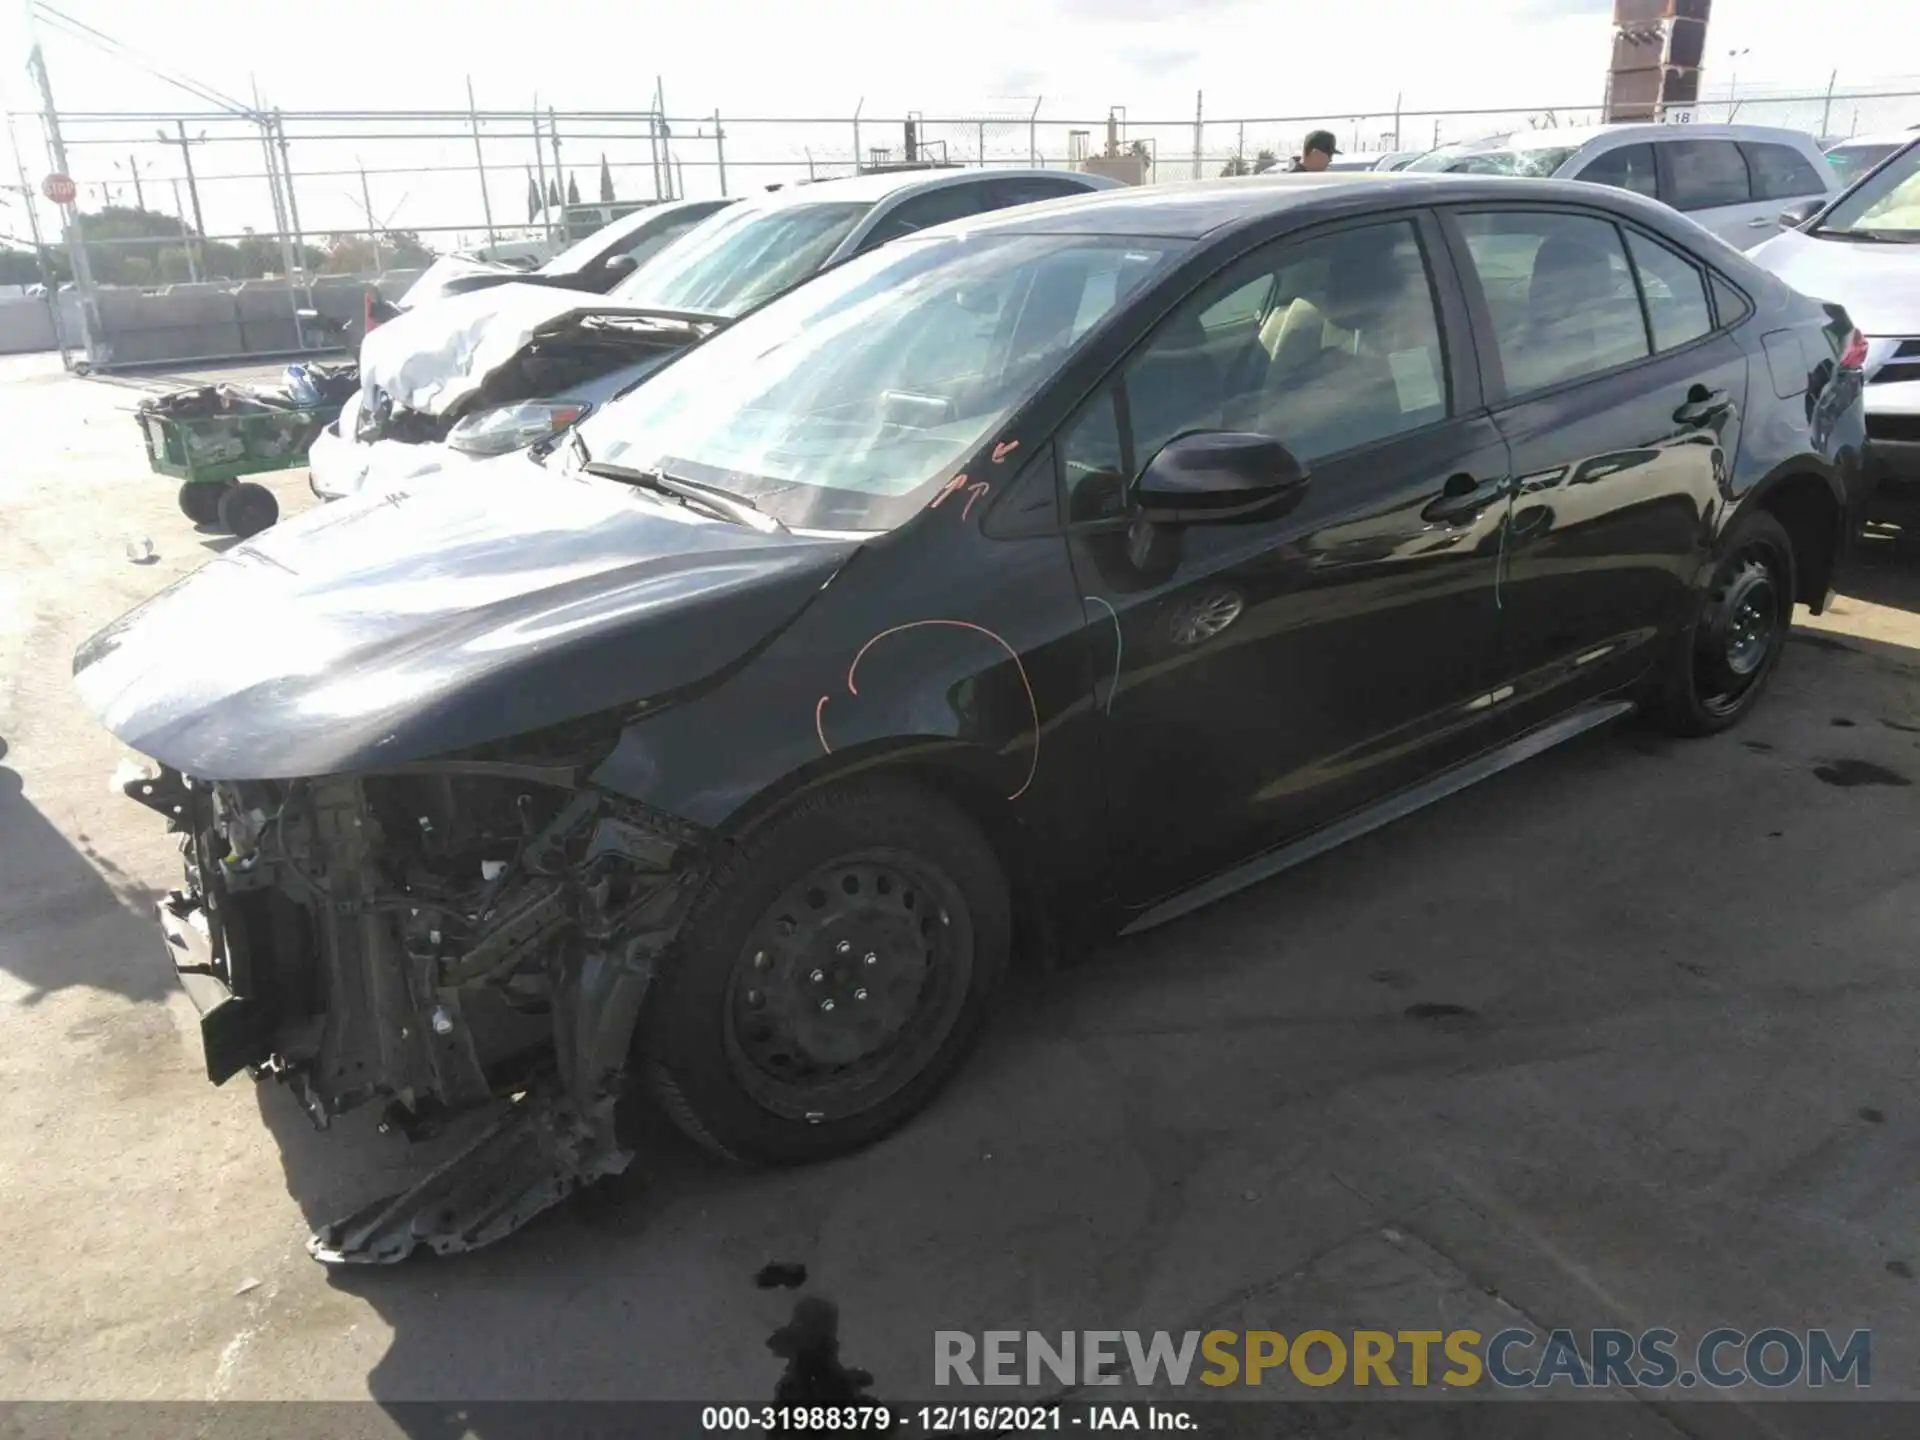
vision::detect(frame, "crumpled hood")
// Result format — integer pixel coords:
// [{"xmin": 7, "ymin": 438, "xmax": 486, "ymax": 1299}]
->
[
  {"xmin": 73, "ymin": 457, "xmax": 858, "ymax": 780},
  {"xmin": 360, "ymin": 282, "xmax": 702, "ymax": 419},
  {"xmin": 1749, "ymin": 229, "xmax": 1920, "ymax": 336}
]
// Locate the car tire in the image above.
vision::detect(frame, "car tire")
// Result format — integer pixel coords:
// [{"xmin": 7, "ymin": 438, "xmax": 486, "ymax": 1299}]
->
[
  {"xmin": 1647, "ymin": 508, "xmax": 1797, "ymax": 737},
  {"xmin": 177, "ymin": 480, "xmax": 232, "ymax": 526},
  {"xmin": 217, "ymin": 481, "xmax": 279, "ymax": 539},
  {"xmin": 640, "ymin": 779, "xmax": 1011, "ymax": 1166}
]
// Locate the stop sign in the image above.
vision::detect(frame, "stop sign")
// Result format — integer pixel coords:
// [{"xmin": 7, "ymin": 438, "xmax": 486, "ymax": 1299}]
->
[{"xmin": 41, "ymin": 173, "xmax": 75, "ymax": 205}]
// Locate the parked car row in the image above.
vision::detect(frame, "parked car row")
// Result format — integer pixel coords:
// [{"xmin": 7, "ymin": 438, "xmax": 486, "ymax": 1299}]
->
[
  {"xmin": 79, "ymin": 137, "xmax": 1883, "ymax": 1263},
  {"xmin": 309, "ymin": 166, "xmax": 1120, "ymax": 501}
]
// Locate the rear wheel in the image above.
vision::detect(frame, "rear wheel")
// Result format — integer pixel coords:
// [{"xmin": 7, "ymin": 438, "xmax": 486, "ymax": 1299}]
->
[
  {"xmin": 177, "ymin": 479, "xmax": 232, "ymax": 526},
  {"xmin": 217, "ymin": 481, "xmax": 279, "ymax": 539},
  {"xmin": 641, "ymin": 780, "xmax": 1011, "ymax": 1165},
  {"xmin": 1648, "ymin": 509, "xmax": 1796, "ymax": 736}
]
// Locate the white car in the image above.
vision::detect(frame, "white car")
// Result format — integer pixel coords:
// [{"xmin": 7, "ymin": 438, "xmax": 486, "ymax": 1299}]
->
[
  {"xmin": 1406, "ymin": 123, "xmax": 1838, "ymax": 250},
  {"xmin": 308, "ymin": 166, "xmax": 1121, "ymax": 502},
  {"xmin": 1751, "ymin": 134, "xmax": 1920, "ymax": 521}
]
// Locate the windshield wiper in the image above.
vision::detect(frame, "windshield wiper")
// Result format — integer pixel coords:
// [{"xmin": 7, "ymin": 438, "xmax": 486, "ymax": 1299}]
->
[
  {"xmin": 569, "ymin": 431, "xmax": 786, "ymax": 533},
  {"xmin": 1815, "ymin": 228, "xmax": 1914, "ymax": 243}
]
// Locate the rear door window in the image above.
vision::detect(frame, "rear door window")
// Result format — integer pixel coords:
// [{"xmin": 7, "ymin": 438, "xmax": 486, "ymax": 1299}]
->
[
  {"xmin": 1624, "ymin": 230, "xmax": 1712, "ymax": 351},
  {"xmin": 1454, "ymin": 210, "xmax": 1650, "ymax": 395},
  {"xmin": 985, "ymin": 175, "xmax": 1094, "ymax": 208},
  {"xmin": 863, "ymin": 182, "xmax": 1002, "ymax": 246},
  {"xmin": 1740, "ymin": 142, "xmax": 1827, "ymax": 200},
  {"xmin": 1577, "ymin": 143, "xmax": 1659, "ymax": 199},
  {"xmin": 1663, "ymin": 141, "xmax": 1753, "ymax": 211}
]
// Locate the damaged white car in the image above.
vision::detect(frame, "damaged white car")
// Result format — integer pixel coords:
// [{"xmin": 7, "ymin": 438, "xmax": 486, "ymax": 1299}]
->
[{"xmin": 306, "ymin": 166, "xmax": 1121, "ymax": 501}]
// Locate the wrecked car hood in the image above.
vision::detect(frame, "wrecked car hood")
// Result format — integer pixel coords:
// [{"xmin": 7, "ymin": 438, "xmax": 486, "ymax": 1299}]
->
[
  {"xmin": 73, "ymin": 458, "xmax": 858, "ymax": 780},
  {"xmin": 360, "ymin": 282, "xmax": 708, "ymax": 419}
]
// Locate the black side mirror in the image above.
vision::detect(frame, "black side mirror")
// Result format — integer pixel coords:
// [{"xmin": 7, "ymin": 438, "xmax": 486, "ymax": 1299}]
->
[
  {"xmin": 1778, "ymin": 198, "xmax": 1824, "ymax": 230},
  {"xmin": 1134, "ymin": 431, "xmax": 1309, "ymax": 525},
  {"xmin": 603, "ymin": 252, "xmax": 639, "ymax": 277}
]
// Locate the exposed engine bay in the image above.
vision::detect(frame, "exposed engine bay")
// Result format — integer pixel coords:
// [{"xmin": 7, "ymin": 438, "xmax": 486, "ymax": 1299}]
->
[{"xmin": 130, "ymin": 749, "xmax": 710, "ymax": 1264}]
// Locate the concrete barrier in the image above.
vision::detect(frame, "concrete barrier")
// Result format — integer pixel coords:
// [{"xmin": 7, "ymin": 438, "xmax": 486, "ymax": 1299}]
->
[
  {"xmin": 0, "ymin": 270, "xmax": 434, "ymax": 367},
  {"xmin": 0, "ymin": 298, "xmax": 58, "ymax": 355}
]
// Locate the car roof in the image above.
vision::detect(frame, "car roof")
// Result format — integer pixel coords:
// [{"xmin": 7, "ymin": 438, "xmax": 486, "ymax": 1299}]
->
[
  {"xmin": 940, "ymin": 171, "xmax": 1688, "ymax": 242},
  {"xmin": 744, "ymin": 166, "xmax": 1113, "ymax": 209},
  {"xmin": 1451, "ymin": 122, "xmax": 1821, "ymax": 153}
]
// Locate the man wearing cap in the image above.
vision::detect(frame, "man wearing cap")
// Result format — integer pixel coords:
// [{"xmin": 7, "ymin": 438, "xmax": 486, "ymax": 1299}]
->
[{"xmin": 1289, "ymin": 130, "xmax": 1339, "ymax": 172}]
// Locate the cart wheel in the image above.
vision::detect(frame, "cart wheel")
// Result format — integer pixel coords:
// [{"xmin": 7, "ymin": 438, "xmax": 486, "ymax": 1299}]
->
[
  {"xmin": 177, "ymin": 480, "xmax": 232, "ymax": 526},
  {"xmin": 217, "ymin": 482, "xmax": 279, "ymax": 539}
]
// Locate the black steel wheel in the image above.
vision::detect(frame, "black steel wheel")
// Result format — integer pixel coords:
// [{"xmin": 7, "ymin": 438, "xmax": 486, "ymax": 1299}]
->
[
  {"xmin": 217, "ymin": 481, "xmax": 279, "ymax": 539},
  {"xmin": 640, "ymin": 780, "xmax": 1010, "ymax": 1165},
  {"xmin": 1649, "ymin": 508, "xmax": 1796, "ymax": 736},
  {"xmin": 724, "ymin": 852, "xmax": 973, "ymax": 1123},
  {"xmin": 177, "ymin": 480, "xmax": 232, "ymax": 526}
]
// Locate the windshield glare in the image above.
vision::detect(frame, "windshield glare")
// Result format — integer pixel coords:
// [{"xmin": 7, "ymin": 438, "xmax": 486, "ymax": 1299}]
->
[
  {"xmin": 1819, "ymin": 142, "xmax": 1920, "ymax": 236},
  {"xmin": 608, "ymin": 200, "xmax": 873, "ymax": 317},
  {"xmin": 575, "ymin": 233, "xmax": 1180, "ymax": 531},
  {"xmin": 1408, "ymin": 144, "xmax": 1575, "ymax": 177}
]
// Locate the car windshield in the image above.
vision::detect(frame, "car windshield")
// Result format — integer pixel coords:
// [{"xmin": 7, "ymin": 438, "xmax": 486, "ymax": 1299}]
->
[
  {"xmin": 1825, "ymin": 143, "xmax": 1901, "ymax": 188},
  {"xmin": 1406, "ymin": 144, "xmax": 1576, "ymax": 177},
  {"xmin": 607, "ymin": 200, "xmax": 874, "ymax": 318},
  {"xmin": 573, "ymin": 232, "xmax": 1180, "ymax": 532},
  {"xmin": 1817, "ymin": 141, "xmax": 1920, "ymax": 239}
]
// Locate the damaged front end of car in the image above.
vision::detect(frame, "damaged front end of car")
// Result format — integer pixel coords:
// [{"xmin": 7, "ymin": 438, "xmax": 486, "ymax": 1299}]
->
[{"xmin": 131, "ymin": 737, "xmax": 710, "ymax": 1265}]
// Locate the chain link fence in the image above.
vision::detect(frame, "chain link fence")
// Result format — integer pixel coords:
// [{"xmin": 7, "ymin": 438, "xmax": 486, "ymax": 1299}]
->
[{"xmin": 6, "ymin": 79, "xmax": 1918, "ymax": 366}]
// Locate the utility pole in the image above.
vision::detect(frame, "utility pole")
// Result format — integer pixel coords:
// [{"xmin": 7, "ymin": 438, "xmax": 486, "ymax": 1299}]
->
[
  {"xmin": 123, "ymin": 154, "xmax": 144, "ymax": 209},
  {"xmin": 1819, "ymin": 68, "xmax": 1837, "ymax": 137},
  {"xmin": 1, "ymin": 63, "xmax": 68, "ymax": 362},
  {"xmin": 26, "ymin": 39, "xmax": 95, "ymax": 363},
  {"xmin": 169, "ymin": 178, "xmax": 198, "ymax": 280},
  {"xmin": 466, "ymin": 76, "xmax": 496, "ymax": 243},
  {"xmin": 1192, "ymin": 91, "xmax": 1202, "ymax": 182},
  {"xmin": 531, "ymin": 96, "xmax": 551, "ymax": 245},
  {"xmin": 714, "ymin": 109, "xmax": 727, "ymax": 196},
  {"xmin": 548, "ymin": 105, "xmax": 564, "ymax": 233},
  {"xmin": 157, "ymin": 123, "xmax": 208, "ymax": 278},
  {"xmin": 853, "ymin": 97, "xmax": 863, "ymax": 175},
  {"xmin": 274, "ymin": 109, "xmax": 305, "ymax": 276},
  {"xmin": 359, "ymin": 160, "xmax": 377, "ymax": 257}
]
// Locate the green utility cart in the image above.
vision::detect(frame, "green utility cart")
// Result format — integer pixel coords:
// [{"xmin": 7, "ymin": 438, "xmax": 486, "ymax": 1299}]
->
[{"xmin": 138, "ymin": 378, "xmax": 351, "ymax": 539}]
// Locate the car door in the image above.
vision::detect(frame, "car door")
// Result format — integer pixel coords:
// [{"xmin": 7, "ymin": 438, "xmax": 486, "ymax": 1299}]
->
[
  {"xmin": 1057, "ymin": 213, "xmax": 1516, "ymax": 906},
  {"xmin": 1441, "ymin": 204, "xmax": 1747, "ymax": 724},
  {"xmin": 1740, "ymin": 140, "xmax": 1835, "ymax": 233},
  {"xmin": 1656, "ymin": 138, "xmax": 1768, "ymax": 248}
]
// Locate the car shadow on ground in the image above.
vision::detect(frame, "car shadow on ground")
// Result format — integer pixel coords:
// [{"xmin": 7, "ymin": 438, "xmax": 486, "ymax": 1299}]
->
[{"xmin": 0, "ymin": 761, "xmax": 177, "ymax": 1005}]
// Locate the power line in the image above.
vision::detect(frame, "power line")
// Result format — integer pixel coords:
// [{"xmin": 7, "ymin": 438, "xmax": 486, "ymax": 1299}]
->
[{"xmin": 28, "ymin": 2, "xmax": 259, "ymax": 118}]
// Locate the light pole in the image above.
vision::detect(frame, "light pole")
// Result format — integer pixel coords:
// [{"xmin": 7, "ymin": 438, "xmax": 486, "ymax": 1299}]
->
[{"xmin": 1726, "ymin": 48, "xmax": 1751, "ymax": 117}]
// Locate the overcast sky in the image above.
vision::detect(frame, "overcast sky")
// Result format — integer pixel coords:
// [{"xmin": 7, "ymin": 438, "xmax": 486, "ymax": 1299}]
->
[{"xmin": 1, "ymin": 0, "xmax": 1915, "ymax": 242}]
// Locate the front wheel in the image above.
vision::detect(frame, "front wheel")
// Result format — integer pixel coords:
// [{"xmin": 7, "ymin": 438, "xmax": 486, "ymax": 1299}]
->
[
  {"xmin": 1647, "ymin": 508, "xmax": 1796, "ymax": 736},
  {"xmin": 640, "ymin": 780, "xmax": 1011, "ymax": 1165}
]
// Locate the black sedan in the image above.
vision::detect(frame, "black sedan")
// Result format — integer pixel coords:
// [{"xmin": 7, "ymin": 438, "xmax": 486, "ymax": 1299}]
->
[{"xmin": 75, "ymin": 173, "xmax": 1868, "ymax": 1263}]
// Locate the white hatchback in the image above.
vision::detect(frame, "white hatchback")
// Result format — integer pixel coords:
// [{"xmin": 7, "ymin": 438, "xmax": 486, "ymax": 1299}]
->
[{"xmin": 1406, "ymin": 123, "xmax": 1838, "ymax": 251}]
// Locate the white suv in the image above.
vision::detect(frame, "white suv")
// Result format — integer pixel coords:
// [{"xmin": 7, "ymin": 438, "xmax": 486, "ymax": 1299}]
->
[{"xmin": 1406, "ymin": 123, "xmax": 1838, "ymax": 250}]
